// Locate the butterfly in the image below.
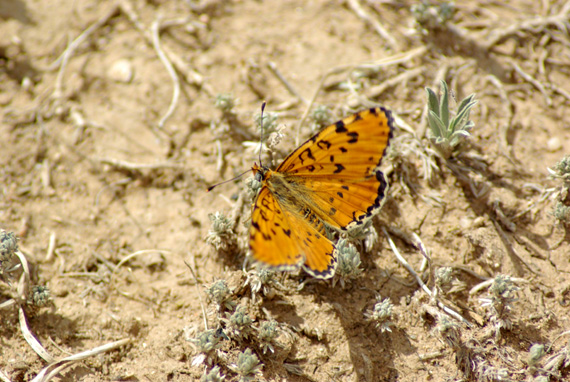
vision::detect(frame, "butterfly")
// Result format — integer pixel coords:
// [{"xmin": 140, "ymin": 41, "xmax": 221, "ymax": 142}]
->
[{"xmin": 249, "ymin": 107, "xmax": 394, "ymax": 279}]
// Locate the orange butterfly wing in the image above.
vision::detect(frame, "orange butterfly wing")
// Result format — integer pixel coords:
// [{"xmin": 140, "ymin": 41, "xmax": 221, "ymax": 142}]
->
[
  {"xmin": 249, "ymin": 183, "xmax": 337, "ymax": 278},
  {"xmin": 276, "ymin": 107, "xmax": 393, "ymax": 229}
]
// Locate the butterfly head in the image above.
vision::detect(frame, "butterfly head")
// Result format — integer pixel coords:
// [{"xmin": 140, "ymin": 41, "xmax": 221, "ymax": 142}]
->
[{"xmin": 252, "ymin": 162, "xmax": 269, "ymax": 182}]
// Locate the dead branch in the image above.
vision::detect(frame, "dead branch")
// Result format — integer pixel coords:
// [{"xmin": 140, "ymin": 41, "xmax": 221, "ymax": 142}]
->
[
  {"xmin": 346, "ymin": 0, "xmax": 399, "ymax": 51},
  {"xmin": 151, "ymin": 18, "xmax": 181, "ymax": 129}
]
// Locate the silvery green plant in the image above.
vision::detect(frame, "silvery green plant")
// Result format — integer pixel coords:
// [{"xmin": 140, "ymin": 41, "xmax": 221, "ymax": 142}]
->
[
  {"xmin": 243, "ymin": 267, "xmax": 279, "ymax": 302},
  {"xmin": 435, "ymin": 267, "xmax": 466, "ymax": 295},
  {"xmin": 479, "ymin": 274, "xmax": 519, "ymax": 340},
  {"xmin": 191, "ymin": 329, "xmax": 222, "ymax": 366},
  {"xmin": 206, "ymin": 280, "xmax": 236, "ymax": 312},
  {"xmin": 214, "ymin": 93, "xmax": 237, "ymax": 114},
  {"xmin": 30, "ymin": 285, "xmax": 51, "ymax": 306},
  {"xmin": 435, "ymin": 314, "xmax": 462, "ymax": 350},
  {"xmin": 527, "ymin": 344, "xmax": 546, "ymax": 368},
  {"xmin": 548, "ymin": 155, "xmax": 570, "ymax": 187},
  {"xmin": 222, "ymin": 305, "xmax": 254, "ymax": 342},
  {"xmin": 333, "ymin": 239, "xmax": 363, "ymax": 287},
  {"xmin": 412, "ymin": 1, "xmax": 455, "ymax": 32},
  {"xmin": 310, "ymin": 105, "xmax": 333, "ymax": 132},
  {"xmin": 229, "ymin": 348, "xmax": 263, "ymax": 382},
  {"xmin": 426, "ymin": 80, "xmax": 477, "ymax": 159},
  {"xmin": 206, "ymin": 212, "xmax": 236, "ymax": 252},
  {"xmin": 201, "ymin": 366, "xmax": 225, "ymax": 382},
  {"xmin": 256, "ymin": 320, "xmax": 279, "ymax": 354},
  {"xmin": 243, "ymin": 111, "xmax": 280, "ymax": 156},
  {"xmin": 548, "ymin": 155, "xmax": 570, "ymax": 225},
  {"xmin": 365, "ymin": 297, "xmax": 394, "ymax": 333},
  {"xmin": 347, "ymin": 220, "xmax": 378, "ymax": 253},
  {"xmin": 553, "ymin": 202, "xmax": 570, "ymax": 224},
  {"xmin": 0, "ymin": 230, "xmax": 18, "ymax": 273}
]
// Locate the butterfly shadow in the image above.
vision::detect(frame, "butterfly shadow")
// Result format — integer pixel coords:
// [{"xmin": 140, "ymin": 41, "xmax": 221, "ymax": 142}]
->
[{"xmin": 291, "ymin": 266, "xmax": 420, "ymax": 381}]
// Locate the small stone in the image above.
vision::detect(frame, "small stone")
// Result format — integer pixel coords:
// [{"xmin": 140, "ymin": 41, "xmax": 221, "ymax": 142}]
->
[
  {"xmin": 108, "ymin": 59, "xmax": 134, "ymax": 83},
  {"xmin": 547, "ymin": 137, "xmax": 562, "ymax": 152},
  {"xmin": 472, "ymin": 217, "xmax": 486, "ymax": 228},
  {"xmin": 459, "ymin": 217, "xmax": 472, "ymax": 230}
]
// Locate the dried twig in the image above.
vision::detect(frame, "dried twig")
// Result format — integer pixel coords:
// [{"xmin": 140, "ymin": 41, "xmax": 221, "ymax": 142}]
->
[
  {"xmin": 469, "ymin": 276, "xmax": 528, "ymax": 295},
  {"xmin": 296, "ymin": 46, "xmax": 427, "ymax": 145},
  {"xmin": 0, "ymin": 369, "xmax": 11, "ymax": 382},
  {"xmin": 267, "ymin": 61, "xmax": 307, "ymax": 105},
  {"xmin": 151, "ymin": 18, "xmax": 181, "ymax": 129},
  {"xmin": 363, "ymin": 67, "xmax": 425, "ymax": 101},
  {"xmin": 483, "ymin": 3, "xmax": 570, "ymax": 50},
  {"xmin": 45, "ymin": 232, "xmax": 57, "ymax": 262},
  {"xmin": 94, "ymin": 157, "xmax": 184, "ymax": 170},
  {"xmin": 53, "ymin": 5, "xmax": 120, "ymax": 100},
  {"xmin": 382, "ymin": 227, "xmax": 472, "ymax": 326},
  {"xmin": 508, "ymin": 59, "xmax": 552, "ymax": 106},
  {"xmin": 346, "ymin": 0, "xmax": 399, "ymax": 51},
  {"xmin": 486, "ymin": 74, "xmax": 514, "ymax": 159},
  {"xmin": 491, "ymin": 218, "xmax": 537, "ymax": 276},
  {"xmin": 31, "ymin": 339, "xmax": 131, "ymax": 382},
  {"xmin": 184, "ymin": 259, "xmax": 209, "ymax": 331},
  {"xmin": 20, "ymin": 306, "xmax": 54, "ymax": 363},
  {"xmin": 119, "ymin": 0, "xmax": 213, "ymax": 95}
]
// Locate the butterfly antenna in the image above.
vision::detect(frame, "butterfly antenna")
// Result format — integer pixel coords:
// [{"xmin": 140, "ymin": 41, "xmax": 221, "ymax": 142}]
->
[
  {"xmin": 207, "ymin": 169, "xmax": 251, "ymax": 192},
  {"xmin": 258, "ymin": 101, "xmax": 266, "ymax": 167}
]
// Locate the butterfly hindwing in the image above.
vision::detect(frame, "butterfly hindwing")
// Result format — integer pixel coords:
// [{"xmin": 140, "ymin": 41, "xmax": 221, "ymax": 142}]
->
[
  {"xmin": 249, "ymin": 184, "xmax": 337, "ymax": 279},
  {"xmin": 293, "ymin": 170, "xmax": 389, "ymax": 230},
  {"xmin": 275, "ymin": 107, "xmax": 393, "ymax": 230}
]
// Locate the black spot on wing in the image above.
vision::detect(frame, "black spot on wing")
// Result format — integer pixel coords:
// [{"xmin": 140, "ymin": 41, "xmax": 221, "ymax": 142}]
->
[
  {"xmin": 334, "ymin": 164, "xmax": 345, "ymax": 173},
  {"xmin": 299, "ymin": 148, "xmax": 315, "ymax": 164},
  {"xmin": 341, "ymin": 185, "xmax": 349, "ymax": 190},
  {"xmin": 329, "ymin": 207, "xmax": 336, "ymax": 216},
  {"xmin": 339, "ymin": 147, "xmax": 347, "ymax": 153},
  {"xmin": 352, "ymin": 112, "xmax": 363, "ymax": 122},
  {"xmin": 347, "ymin": 132, "xmax": 358, "ymax": 143},
  {"xmin": 261, "ymin": 197, "xmax": 273, "ymax": 210},
  {"xmin": 329, "ymin": 155, "xmax": 334, "ymax": 162},
  {"xmin": 317, "ymin": 140, "xmax": 332, "ymax": 150},
  {"xmin": 337, "ymin": 192, "xmax": 343, "ymax": 198},
  {"xmin": 283, "ymin": 229, "xmax": 292, "ymax": 237},
  {"xmin": 335, "ymin": 121, "xmax": 348, "ymax": 133},
  {"xmin": 307, "ymin": 165, "xmax": 316, "ymax": 172}
]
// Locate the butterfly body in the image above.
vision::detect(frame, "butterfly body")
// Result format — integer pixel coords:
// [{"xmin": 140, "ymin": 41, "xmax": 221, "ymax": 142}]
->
[{"xmin": 249, "ymin": 107, "xmax": 394, "ymax": 279}]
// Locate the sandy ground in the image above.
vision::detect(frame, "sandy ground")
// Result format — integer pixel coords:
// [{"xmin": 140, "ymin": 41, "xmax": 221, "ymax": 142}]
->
[{"xmin": 1, "ymin": 0, "xmax": 570, "ymax": 381}]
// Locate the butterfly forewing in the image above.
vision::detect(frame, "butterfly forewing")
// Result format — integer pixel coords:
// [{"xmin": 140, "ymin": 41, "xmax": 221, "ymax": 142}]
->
[
  {"xmin": 275, "ymin": 107, "xmax": 393, "ymax": 230},
  {"xmin": 276, "ymin": 107, "xmax": 392, "ymax": 178}
]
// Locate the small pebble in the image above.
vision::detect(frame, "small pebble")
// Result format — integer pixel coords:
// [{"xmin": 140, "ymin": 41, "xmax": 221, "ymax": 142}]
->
[
  {"xmin": 108, "ymin": 59, "xmax": 134, "ymax": 83},
  {"xmin": 547, "ymin": 137, "xmax": 562, "ymax": 152}
]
